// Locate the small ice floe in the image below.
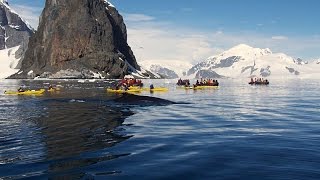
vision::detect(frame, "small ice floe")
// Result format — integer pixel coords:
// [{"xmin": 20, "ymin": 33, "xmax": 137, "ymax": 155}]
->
[{"xmin": 69, "ymin": 99, "xmax": 86, "ymax": 103}]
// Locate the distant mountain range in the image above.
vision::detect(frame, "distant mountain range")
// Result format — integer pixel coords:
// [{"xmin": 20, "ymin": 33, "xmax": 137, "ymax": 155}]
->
[
  {"xmin": 141, "ymin": 44, "xmax": 320, "ymax": 79},
  {"xmin": 139, "ymin": 60, "xmax": 193, "ymax": 79}
]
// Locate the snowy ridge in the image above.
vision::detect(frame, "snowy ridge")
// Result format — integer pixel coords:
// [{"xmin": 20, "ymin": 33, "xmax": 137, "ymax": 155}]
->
[
  {"xmin": 0, "ymin": 46, "xmax": 20, "ymax": 78},
  {"xmin": 208, "ymin": 44, "xmax": 272, "ymax": 60},
  {"xmin": 187, "ymin": 44, "xmax": 320, "ymax": 79},
  {"xmin": 0, "ymin": 1, "xmax": 34, "ymax": 78},
  {"xmin": 103, "ymin": 0, "xmax": 115, "ymax": 8},
  {"xmin": 0, "ymin": 0, "xmax": 34, "ymax": 31},
  {"xmin": 140, "ymin": 60, "xmax": 193, "ymax": 77}
]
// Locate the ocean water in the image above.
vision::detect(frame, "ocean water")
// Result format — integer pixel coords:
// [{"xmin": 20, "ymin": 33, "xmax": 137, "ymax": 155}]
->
[{"xmin": 0, "ymin": 79, "xmax": 320, "ymax": 179}]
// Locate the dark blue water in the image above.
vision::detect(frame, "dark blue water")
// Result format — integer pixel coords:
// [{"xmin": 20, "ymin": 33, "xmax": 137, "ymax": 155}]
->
[{"xmin": 0, "ymin": 79, "xmax": 320, "ymax": 179}]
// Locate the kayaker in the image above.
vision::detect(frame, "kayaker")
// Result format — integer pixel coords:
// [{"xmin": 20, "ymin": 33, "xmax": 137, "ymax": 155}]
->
[
  {"xmin": 18, "ymin": 87, "xmax": 24, "ymax": 92},
  {"xmin": 150, "ymin": 84, "xmax": 154, "ymax": 89},
  {"xmin": 121, "ymin": 83, "xmax": 129, "ymax": 91},
  {"xmin": 48, "ymin": 84, "xmax": 53, "ymax": 90},
  {"xmin": 196, "ymin": 80, "xmax": 200, "ymax": 86}
]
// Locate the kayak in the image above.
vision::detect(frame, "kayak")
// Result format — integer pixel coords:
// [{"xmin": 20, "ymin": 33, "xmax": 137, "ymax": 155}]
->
[
  {"xmin": 48, "ymin": 87, "xmax": 61, "ymax": 92},
  {"xmin": 4, "ymin": 89, "xmax": 46, "ymax": 95},
  {"xmin": 106, "ymin": 88, "xmax": 141, "ymax": 93},
  {"xmin": 129, "ymin": 86, "xmax": 142, "ymax": 89},
  {"xmin": 198, "ymin": 86, "xmax": 219, "ymax": 88},
  {"xmin": 143, "ymin": 87, "xmax": 169, "ymax": 92}
]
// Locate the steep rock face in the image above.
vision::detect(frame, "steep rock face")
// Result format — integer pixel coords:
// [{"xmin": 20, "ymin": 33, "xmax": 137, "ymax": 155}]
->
[
  {"xmin": 13, "ymin": 0, "xmax": 140, "ymax": 79},
  {"xmin": 0, "ymin": 0, "xmax": 33, "ymax": 50}
]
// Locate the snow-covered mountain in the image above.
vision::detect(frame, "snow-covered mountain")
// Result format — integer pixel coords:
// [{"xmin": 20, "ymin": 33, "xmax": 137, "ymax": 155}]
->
[
  {"xmin": 140, "ymin": 60, "xmax": 193, "ymax": 79},
  {"xmin": 0, "ymin": 0, "xmax": 34, "ymax": 78},
  {"xmin": 187, "ymin": 44, "xmax": 319, "ymax": 79},
  {"xmin": 149, "ymin": 64, "xmax": 178, "ymax": 79}
]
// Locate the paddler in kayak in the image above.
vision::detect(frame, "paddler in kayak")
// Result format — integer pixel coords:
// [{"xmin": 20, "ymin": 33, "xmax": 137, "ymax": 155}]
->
[
  {"xmin": 18, "ymin": 86, "xmax": 25, "ymax": 92},
  {"xmin": 48, "ymin": 84, "xmax": 54, "ymax": 91}
]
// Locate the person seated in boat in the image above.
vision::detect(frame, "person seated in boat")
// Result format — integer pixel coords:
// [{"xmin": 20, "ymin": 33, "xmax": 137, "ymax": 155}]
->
[
  {"xmin": 193, "ymin": 84, "xmax": 197, "ymax": 88},
  {"xmin": 115, "ymin": 84, "xmax": 120, "ymax": 90},
  {"xmin": 186, "ymin": 80, "xmax": 190, "ymax": 86},
  {"xmin": 121, "ymin": 83, "xmax": 129, "ymax": 91},
  {"xmin": 120, "ymin": 79, "xmax": 126, "ymax": 85},
  {"xmin": 138, "ymin": 80, "xmax": 144, "ymax": 87},
  {"xmin": 250, "ymin": 78, "xmax": 254, "ymax": 83},
  {"xmin": 215, "ymin": 80, "xmax": 219, "ymax": 86},
  {"xmin": 18, "ymin": 87, "xmax": 25, "ymax": 92},
  {"xmin": 48, "ymin": 84, "xmax": 53, "ymax": 90},
  {"xmin": 150, "ymin": 84, "xmax": 154, "ymax": 89},
  {"xmin": 196, "ymin": 80, "xmax": 200, "ymax": 86}
]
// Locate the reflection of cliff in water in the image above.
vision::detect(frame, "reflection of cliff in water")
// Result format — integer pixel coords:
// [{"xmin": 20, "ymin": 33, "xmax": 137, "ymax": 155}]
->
[{"xmin": 34, "ymin": 99, "xmax": 133, "ymax": 175}]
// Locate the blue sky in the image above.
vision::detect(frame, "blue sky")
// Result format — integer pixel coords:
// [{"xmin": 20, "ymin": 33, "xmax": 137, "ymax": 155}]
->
[
  {"xmin": 8, "ymin": 0, "xmax": 320, "ymax": 63},
  {"xmin": 113, "ymin": 0, "xmax": 320, "ymax": 36}
]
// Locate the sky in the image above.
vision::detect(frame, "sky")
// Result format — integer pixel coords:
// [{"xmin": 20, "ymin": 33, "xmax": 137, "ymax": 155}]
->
[{"xmin": 8, "ymin": 0, "xmax": 320, "ymax": 64}]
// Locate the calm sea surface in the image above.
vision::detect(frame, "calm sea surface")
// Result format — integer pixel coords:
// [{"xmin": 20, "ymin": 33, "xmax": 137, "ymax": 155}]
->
[{"xmin": 0, "ymin": 79, "xmax": 319, "ymax": 179}]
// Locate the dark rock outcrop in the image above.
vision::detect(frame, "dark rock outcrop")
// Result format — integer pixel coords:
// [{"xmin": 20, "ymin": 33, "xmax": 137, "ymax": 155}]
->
[
  {"xmin": 11, "ymin": 0, "xmax": 140, "ymax": 79},
  {"xmin": 149, "ymin": 64, "xmax": 178, "ymax": 79},
  {"xmin": 286, "ymin": 67, "xmax": 300, "ymax": 75},
  {"xmin": 260, "ymin": 66, "xmax": 271, "ymax": 77},
  {"xmin": 195, "ymin": 70, "xmax": 224, "ymax": 79},
  {"xmin": 187, "ymin": 56, "xmax": 241, "ymax": 77}
]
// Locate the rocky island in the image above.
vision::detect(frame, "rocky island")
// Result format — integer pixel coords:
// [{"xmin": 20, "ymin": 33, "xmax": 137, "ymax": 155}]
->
[{"xmin": 10, "ymin": 0, "xmax": 149, "ymax": 79}]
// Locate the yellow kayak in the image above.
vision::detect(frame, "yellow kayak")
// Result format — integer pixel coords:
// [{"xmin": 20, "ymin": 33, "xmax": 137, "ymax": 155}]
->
[
  {"xmin": 4, "ymin": 89, "xmax": 46, "ymax": 95},
  {"xmin": 142, "ymin": 87, "xmax": 169, "ymax": 92},
  {"xmin": 106, "ymin": 88, "xmax": 141, "ymax": 93},
  {"xmin": 47, "ymin": 87, "xmax": 61, "ymax": 92},
  {"xmin": 129, "ymin": 86, "xmax": 142, "ymax": 89}
]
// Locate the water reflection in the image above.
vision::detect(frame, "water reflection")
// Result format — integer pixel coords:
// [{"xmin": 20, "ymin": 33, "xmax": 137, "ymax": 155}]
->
[
  {"xmin": 39, "ymin": 100, "xmax": 133, "ymax": 176},
  {"xmin": 0, "ymin": 79, "xmax": 135, "ymax": 178}
]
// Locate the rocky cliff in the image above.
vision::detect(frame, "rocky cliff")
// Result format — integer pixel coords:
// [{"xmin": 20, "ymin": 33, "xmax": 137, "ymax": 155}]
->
[
  {"xmin": 12, "ymin": 0, "xmax": 142, "ymax": 79},
  {"xmin": 0, "ymin": 0, "xmax": 33, "ymax": 59}
]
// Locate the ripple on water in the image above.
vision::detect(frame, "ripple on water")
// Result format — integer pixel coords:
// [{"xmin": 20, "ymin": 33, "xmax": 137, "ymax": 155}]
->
[{"xmin": 1, "ymin": 79, "xmax": 320, "ymax": 179}]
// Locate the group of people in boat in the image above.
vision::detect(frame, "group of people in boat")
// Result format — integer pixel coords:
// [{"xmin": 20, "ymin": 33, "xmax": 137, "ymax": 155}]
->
[
  {"xmin": 119, "ymin": 78, "xmax": 143, "ymax": 87},
  {"xmin": 177, "ymin": 78, "xmax": 219, "ymax": 87},
  {"xmin": 195, "ymin": 78, "xmax": 219, "ymax": 86},
  {"xmin": 11, "ymin": 84, "xmax": 54, "ymax": 93},
  {"xmin": 249, "ymin": 78, "xmax": 269, "ymax": 85},
  {"xmin": 177, "ymin": 79, "xmax": 190, "ymax": 86},
  {"xmin": 114, "ymin": 78, "xmax": 144, "ymax": 91}
]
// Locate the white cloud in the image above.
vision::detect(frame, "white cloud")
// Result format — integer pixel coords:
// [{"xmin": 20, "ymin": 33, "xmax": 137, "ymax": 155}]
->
[
  {"xmin": 123, "ymin": 13, "xmax": 155, "ymax": 22},
  {"xmin": 5, "ymin": 4, "xmax": 320, "ymax": 63},
  {"xmin": 127, "ymin": 15, "xmax": 320, "ymax": 63},
  {"xmin": 10, "ymin": 4, "xmax": 42, "ymax": 29},
  {"xmin": 272, "ymin": 36, "xmax": 288, "ymax": 40},
  {"xmin": 127, "ymin": 26, "xmax": 221, "ymax": 64}
]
